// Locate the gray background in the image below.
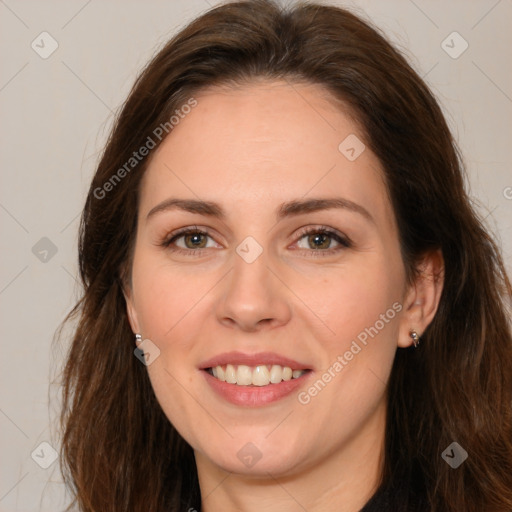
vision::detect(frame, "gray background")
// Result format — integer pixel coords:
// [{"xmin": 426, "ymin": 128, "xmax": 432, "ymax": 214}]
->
[{"xmin": 1, "ymin": 0, "xmax": 510, "ymax": 510}]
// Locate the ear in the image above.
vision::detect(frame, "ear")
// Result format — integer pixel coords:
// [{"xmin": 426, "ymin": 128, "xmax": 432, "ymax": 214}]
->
[
  {"xmin": 397, "ymin": 249, "xmax": 444, "ymax": 348},
  {"xmin": 123, "ymin": 282, "xmax": 141, "ymax": 336}
]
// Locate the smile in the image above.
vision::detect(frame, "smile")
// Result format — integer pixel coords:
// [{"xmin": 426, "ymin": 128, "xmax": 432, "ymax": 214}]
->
[
  {"xmin": 206, "ymin": 364, "xmax": 309, "ymax": 386},
  {"xmin": 200, "ymin": 351, "xmax": 313, "ymax": 405}
]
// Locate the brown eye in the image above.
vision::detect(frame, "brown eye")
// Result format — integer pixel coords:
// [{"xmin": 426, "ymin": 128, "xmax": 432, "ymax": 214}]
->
[
  {"xmin": 306, "ymin": 232, "xmax": 332, "ymax": 250},
  {"xmin": 182, "ymin": 232, "xmax": 208, "ymax": 249},
  {"xmin": 295, "ymin": 228, "xmax": 351, "ymax": 253},
  {"xmin": 162, "ymin": 228, "xmax": 218, "ymax": 252}
]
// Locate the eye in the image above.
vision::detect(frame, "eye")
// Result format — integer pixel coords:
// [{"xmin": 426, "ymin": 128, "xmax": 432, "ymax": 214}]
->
[
  {"xmin": 161, "ymin": 226, "xmax": 221, "ymax": 254},
  {"xmin": 176, "ymin": 231, "xmax": 210, "ymax": 249},
  {"xmin": 160, "ymin": 225, "xmax": 351, "ymax": 258},
  {"xmin": 293, "ymin": 226, "xmax": 351, "ymax": 256}
]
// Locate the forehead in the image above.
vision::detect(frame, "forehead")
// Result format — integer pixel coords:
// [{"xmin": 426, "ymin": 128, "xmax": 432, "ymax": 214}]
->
[
  {"xmin": 139, "ymin": 80, "xmax": 393, "ymax": 230},
  {"xmin": 164, "ymin": 79, "xmax": 364, "ymax": 157}
]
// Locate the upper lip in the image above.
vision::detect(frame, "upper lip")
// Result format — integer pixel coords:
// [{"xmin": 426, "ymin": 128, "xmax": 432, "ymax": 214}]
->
[{"xmin": 199, "ymin": 351, "xmax": 312, "ymax": 370}]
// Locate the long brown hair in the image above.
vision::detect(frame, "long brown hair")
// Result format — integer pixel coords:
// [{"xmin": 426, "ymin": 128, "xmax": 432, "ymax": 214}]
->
[{"xmin": 57, "ymin": 1, "xmax": 512, "ymax": 510}]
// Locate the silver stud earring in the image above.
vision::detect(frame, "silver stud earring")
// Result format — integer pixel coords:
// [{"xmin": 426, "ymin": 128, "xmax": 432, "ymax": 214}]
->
[
  {"xmin": 135, "ymin": 333, "xmax": 142, "ymax": 345},
  {"xmin": 410, "ymin": 330, "xmax": 420, "ymax": 348}
]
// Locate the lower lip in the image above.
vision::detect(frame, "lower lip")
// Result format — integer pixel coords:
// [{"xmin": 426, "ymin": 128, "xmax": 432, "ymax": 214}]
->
[{"xmin": 202, "ymin": 370, "xmax": 312, "ymax": 406}]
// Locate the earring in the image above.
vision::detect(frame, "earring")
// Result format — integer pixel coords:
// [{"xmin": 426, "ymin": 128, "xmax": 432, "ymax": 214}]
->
[
  {"xmin": 410, "ymin": 330, "xmax": 420, "ymax": 348},
  {"xmin": 135, "ymin": 333, "xmax": 142, "ymax": 346}
]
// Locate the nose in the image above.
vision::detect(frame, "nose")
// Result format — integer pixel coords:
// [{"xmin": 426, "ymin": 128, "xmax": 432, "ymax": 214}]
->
[{"xmin": 215, "ymin": 248, "xmax": 292, "ymax": 332}]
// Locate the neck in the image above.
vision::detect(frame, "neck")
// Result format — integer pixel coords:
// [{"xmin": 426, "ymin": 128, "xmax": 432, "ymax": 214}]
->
[{"xmin": 196, "ymin": 398, "xmax": 386, "ymax": 512}]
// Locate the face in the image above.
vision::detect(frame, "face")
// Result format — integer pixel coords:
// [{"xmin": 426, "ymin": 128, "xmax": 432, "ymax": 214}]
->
[{"xmin": 125, "ymin": 80, "xmax": 415, "ymax": 478}]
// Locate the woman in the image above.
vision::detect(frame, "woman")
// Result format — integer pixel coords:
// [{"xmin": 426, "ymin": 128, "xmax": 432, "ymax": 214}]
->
[{"xmin": 58, "ymin": 1, "xmax": 512, "ymax": 510}]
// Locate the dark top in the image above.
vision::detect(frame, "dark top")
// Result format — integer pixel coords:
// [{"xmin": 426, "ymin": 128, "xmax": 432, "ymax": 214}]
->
[
  {"xmin": 359, "ymin": 460, "xmax": 429, "ymax": 512},
  {"xmin": 360, "ymin": 483, "xmax": 427, "ymax": 512}
]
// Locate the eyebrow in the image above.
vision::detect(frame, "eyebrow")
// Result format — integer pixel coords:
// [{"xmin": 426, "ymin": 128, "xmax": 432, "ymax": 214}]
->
[{"xmin": 146, "ymin": 197, "xmax": 374, "ymax": 224}]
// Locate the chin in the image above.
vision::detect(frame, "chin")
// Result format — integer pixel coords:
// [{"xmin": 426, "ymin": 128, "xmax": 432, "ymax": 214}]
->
[{"xmin": 198, "ymin": 439, "xmax": 307, "ymax": 477}]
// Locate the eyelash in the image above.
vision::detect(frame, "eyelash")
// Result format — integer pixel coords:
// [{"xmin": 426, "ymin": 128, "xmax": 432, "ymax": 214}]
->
[{"xmin": 160, "ymin": 225, "xmax": 352, "ymax": 258}]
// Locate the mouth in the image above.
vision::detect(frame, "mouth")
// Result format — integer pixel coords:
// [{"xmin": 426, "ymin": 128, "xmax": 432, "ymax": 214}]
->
[
  {"xmin": 199, "ymin": 352, "xmax": 313, "ymax": 406},
  {"xmin": 205, "ymin": 364, "xmax": 311, "ymax": 386}
]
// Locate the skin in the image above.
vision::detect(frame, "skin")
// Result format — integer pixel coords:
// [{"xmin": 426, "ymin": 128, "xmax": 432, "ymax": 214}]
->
[{"xmin": 125, "ymin": 80, "xmax": 444, "ymax": 512}]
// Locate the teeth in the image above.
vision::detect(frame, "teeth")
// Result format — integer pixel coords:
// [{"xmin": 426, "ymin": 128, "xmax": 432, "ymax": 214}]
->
[
  {"xmin": 252, "ymin": 365, "xmax": 270, "ymax": 386},
  {"xmin": 216, "ymin": 365, "xmax": 225, "ymax": 381},
  {"xmin": 236, "ymin": 365, "xmax": 252, "ymax": 386},
  {"xmin": 209, "ymin": 364, "xmax": 307, "ymax": 386},
  {"xmin": 225, "ymin": 364, "xmax": 237, "ymax": 384},
  {"xmin": 269, "ymin": 364, "xmax": 283, "ymax": 384}
]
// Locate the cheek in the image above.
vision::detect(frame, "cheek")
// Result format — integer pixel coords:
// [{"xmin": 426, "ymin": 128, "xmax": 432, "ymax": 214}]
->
[
  {"xmin": 131, "ymin": 255, "xmax": 209, "ymax": 340},
  {"xmin": 299, "ymin": 258, "xmax": 402, "ymax": 342},
  {"xmin": 296, "ymin": 273, "xmax": 399, "ymax": 436},
  {"xmin": 131, "ymin": 257, "xmax": 209, "ymax": 430},
  {"xmin": 298, "ymin": 257, "xmax": 403, "ymax": 408}
]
